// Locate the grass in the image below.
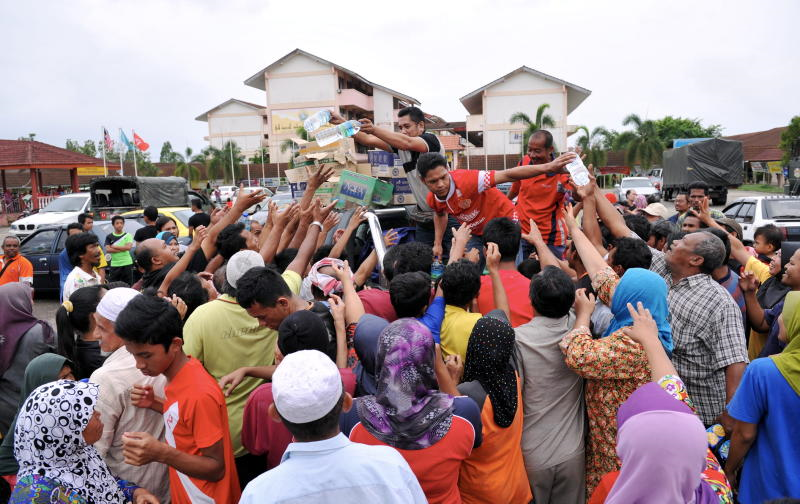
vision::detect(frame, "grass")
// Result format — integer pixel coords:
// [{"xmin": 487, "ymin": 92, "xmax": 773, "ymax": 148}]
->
[{"xmin": 738, "ymin": 184, "xmax": 785, "ymax": 194}]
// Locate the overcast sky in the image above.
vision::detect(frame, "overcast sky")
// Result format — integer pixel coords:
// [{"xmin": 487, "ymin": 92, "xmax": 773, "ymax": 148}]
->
[{"xmin": 1, "ymin": 0, "xmax": 798, "ymax": 156}]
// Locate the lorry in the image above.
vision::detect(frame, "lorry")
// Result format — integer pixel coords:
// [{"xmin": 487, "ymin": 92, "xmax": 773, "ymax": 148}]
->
[
  {"xmin": 89, "ymin": 176, "xmax": 213, "ymax": 219},
  {"xmin": 661, "ymin": 138, "xmax": 744, "ymax": 206}
]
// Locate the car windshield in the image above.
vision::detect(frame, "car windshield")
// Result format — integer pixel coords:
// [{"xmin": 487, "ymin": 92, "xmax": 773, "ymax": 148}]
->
[
  {"xmin": 40, "ymin": 196, "xmax": 88, "ymax": 212},
  {"xmin": 764, "ymin": 200, "xmax": 800, "ymax": 219},
  {"xmin": 169, "ymin": 209, "xmax": 195, "ymax": 226},
  {"xmin": 621, "ymin": 179, "xmax": 653, "ymax": 188}
]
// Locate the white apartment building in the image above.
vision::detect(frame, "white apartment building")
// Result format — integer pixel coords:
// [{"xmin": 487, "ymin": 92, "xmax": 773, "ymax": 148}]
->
[
  {"xmin": 460, "ymin": 66, "xmax": 591, "ymax": 156},
  {"xmin": 197, "ymin": 49, "xmax": 419, "ymax": 162}
]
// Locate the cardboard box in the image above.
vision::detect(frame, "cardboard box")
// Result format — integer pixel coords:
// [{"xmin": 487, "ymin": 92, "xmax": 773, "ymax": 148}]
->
[
  {"xmin": 392, "ymin": 192, "xmax": 417, "ymax": 205},
  {"xmin": 335, "ymin": 170, "xmax": 394, "ymax": 209},
  {"xmin": 355, "ymin": 163, "xmax": 373, "ymax": 176},
  {"xmin": 367, "ymin": 150, "xmax": 398, "ymax": 167},
  {"xmin": 290, "ymin": 181, "xmax": 337, "ymax": 205}
]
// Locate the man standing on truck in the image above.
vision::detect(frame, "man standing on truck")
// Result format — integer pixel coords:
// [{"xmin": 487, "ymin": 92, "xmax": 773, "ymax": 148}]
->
[
  {"xmin": 187, "ymin": 199, "xmax": 211, "ymax": 240},
  {"xmin": 678, "ymin": 181, "xmax": 725, "ymax": 226},
  {"xmin": 329, "ymin": 107, "xmax": 457, "ymax": 256}
]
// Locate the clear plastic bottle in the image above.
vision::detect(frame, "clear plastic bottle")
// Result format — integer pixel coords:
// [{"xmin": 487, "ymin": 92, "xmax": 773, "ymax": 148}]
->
[
  {"xmin": 565, "ymin": 154, "xmax": 591, "ymax": 186},
  {"xmin": 314, "ymin": 120, "xmax": 361, "ymax": 147},
  {"xmin": 431, "ymin": 259, "xmax": 444, "ymax": 281},
  {"xmin": 303, "ymin": 110, "xmax": 331, "ymax": 133},
  {"xmin": 241, "ymin": 212, "xmax": 250, "ymax": 231}
]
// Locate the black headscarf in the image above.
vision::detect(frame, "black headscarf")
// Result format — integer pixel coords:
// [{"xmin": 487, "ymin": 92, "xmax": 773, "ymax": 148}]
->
[
  {"xmin": 462, "ymin": 317, "xmax": 518, "ymax": 428},
  {"xmin": 757, "ymin": 242, "xmax": 800, "ymax": 309}
]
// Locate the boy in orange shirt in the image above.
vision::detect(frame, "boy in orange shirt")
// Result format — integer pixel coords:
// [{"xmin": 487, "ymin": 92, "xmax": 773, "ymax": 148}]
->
[{"xmin": 116, "ymin": 294, "xmax": 241, "ymax": 504}]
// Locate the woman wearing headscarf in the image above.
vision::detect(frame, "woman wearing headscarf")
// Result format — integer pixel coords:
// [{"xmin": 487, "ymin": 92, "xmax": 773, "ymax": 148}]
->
[
  {"xmin": 341, "ymin": 319, "xmax": 483, "ymax": 504},
  {"xmin": 8, "ymin": 380, "xmax": 159, "ymax": 503},
  {"xmin": 55, "ymin": 285, "xmax": 108, "ymax": 379},
  {"xmin": 0, "ymin": 283, "xmax": 56, "ymax": 435},
  {"xmin": 726, "ymin": 291, "xmax": 800, "ymax": 503},
  {"xmin": 561, "ymin": 215, "xmax": 672, "ymax": 496},
  {"xmin": 0, "ymin": 354, "xmax": 74, "ymax": 482},
  {"xmin": 589, "ymin": 302, "xmax": 733, "ymax": 503},
  {"xmin": 456, "ymin": 317, "xmax": 531, "ymax": 504},
  {"xmin": 352, "ymin": 314, "xmax": 388, "ymax": 397}
]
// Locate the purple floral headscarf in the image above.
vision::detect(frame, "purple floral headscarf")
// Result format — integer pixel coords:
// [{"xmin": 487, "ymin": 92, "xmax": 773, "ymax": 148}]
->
[{"xmin": 356, "ymin": 318, "xmax": 454, "ymax": 450}]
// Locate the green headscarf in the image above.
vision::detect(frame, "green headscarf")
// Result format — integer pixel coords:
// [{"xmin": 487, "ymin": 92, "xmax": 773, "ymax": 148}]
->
[
  {"xmin": 771, "ymin": 291, "xmax": 800, "ymax": 396},
  {"xmin": 0, "ymin": 353, "xmax": 70, "ymax": 475}
]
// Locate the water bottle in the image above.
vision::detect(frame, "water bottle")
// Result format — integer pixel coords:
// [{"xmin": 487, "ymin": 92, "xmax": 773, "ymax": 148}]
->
[
  {"xmin": 303, "ymin": 110, "xmax": 331, "ymax": 133},
  {"xmin": 241, "ymin": 212, "xmax": 250, "ymax": 231},
  {"xmin": 565, "ymin": 153, "xmax": 591, "ymax": 186},
  {"xmin": 431, "ymin": 259, "xmax": 444, "ymax": 281},
  {"xmin": 314, "ymin": 120, "xmax": 361, "ymax": 147}
]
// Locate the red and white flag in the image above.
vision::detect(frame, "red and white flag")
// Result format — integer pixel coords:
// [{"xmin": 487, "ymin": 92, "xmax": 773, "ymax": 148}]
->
[
  {"xmin": 133, "ymin": 131, "xmax": 150, "ymax": 151},
  {"xmin": 103, "ymin": 128, "xmax": 114, "ymax": 151}
]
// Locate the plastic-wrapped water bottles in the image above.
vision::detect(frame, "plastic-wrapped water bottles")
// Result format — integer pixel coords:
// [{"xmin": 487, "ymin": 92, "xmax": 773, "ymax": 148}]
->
[
  {"xmin": 303, "ymin": 110, "xmax": 331, "ymax": 133},
  {"xmin": 431, "ymin": 259, "xmax": 444, "ymax": 281},
  {"xmin": 565, "ymin": 154, "xmax": 591, "ymax": 186},
  {"xmin": 314, "ymin": 120, "xmax": 361, "ymax": 147}
]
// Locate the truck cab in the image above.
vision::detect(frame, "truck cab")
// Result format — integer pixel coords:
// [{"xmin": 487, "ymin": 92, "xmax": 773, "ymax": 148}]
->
[{"xmin": 90, "ymin": 176, "xmax": 190, "ymax": 219}]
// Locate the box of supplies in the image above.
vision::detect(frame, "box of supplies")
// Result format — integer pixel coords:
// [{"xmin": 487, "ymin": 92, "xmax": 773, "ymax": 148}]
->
[{"xmin": 335, "ymin": 170, "xmax": 393, "ymax": 209}]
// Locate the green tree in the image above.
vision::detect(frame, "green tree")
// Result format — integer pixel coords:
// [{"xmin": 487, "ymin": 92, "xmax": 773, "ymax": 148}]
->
[
  {"xmin": 280, "ymin": 126, "xmax": 309, "ymax": 168},
  {"xmin": 249, "ymin": 147, "xmax": 270, "ymax": 165},
  {"xmin": 509, "ymin": 104, "xmax": 557, "ymax": 155},
  {"xmin": 219, "ymin": 141, "xmax": 245, "ymax": 183},
  {"xmin": 159, "ymin": 141, "xmax": 181, "ymax": 163},
  {"xmin": 651, "ymin": 116, "xmax": 722, "ymax": 147},
  {"xmin": 18, "ymin": 133, "xmax": 36, "ymax": 141},
  {"xmin": 65, "ymin": 139, "xmax": 98, "ymax": 157},
  {"xmin": 575, "ymin": 126, "xmax": 608, "ymax": 170},
  {"xmin": 619, "ymin": 114, "xmax": 666, "ymax": 171},
  {"xmin": 173, "ymin": 147, "xmax": 204, "ymax": 184},
  {"xmin": 779, "ymin": 116, "xmax": 800, "ymax": 165},
  {"xmin": 200, "ymin": 146, "xmax": 224, "ymax": 182}
]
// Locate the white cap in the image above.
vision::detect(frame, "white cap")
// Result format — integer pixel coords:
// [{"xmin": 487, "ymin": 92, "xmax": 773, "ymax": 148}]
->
[
  {"xmin": 641, "ymin": 202, "xmax": 670, "ymax": 220},
  {"xmin": 272, "ymin": 350, "xmax": 343, "ymax": 424},
  {"xmin": 226, "ymin": 250, "xmax": 265, "ymax": 288},
  {"xmin": 96, "ymin": 288, "xmax": 140, "ymax": 322}
]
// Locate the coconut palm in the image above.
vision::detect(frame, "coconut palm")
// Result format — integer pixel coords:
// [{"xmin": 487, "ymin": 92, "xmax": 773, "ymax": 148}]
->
[
  {"xmin": 220, "ymin": 141, "xmax": 245, "ymax": 183},
  {"xmin": 510, "ymin": 104, "xmax": 557, "ymax": 155},
  {"xmin": 173, "ymin": 147, "xmax": 204, "ymax": 184},
  {"xmin": 575, "ymin": 126, "xmax": 608, "ymax": 172},
  {"xmin": 280, "ymin": 126, "xmax": 310, "ymax": 168},
  {"xmin": 619, "ymin": 114, "xmax": 666, "ymax": 171}
]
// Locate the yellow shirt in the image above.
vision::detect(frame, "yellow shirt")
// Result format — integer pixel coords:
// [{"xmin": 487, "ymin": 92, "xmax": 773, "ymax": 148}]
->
[
  {"xmin": 440, "ymin": 305, "xmax": 482, "ymax": 361},
  {"xmin": 182, "ymin": 270, "xmax": 302, "ymax": 456},
  {"xmin": 745, "ymin": 256, "xmax": 771, "ymax": 284},
  {"xmin": 745, "ymin": 256, "xmax": 774, "ymax": 359}
]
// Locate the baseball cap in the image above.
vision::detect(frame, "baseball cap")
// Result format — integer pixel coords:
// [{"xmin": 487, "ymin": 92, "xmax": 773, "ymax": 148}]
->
[
  {"xmin": 714, "ymin": 217, "xmax": 743, "ymax": 239},
  {"xmin": 226, "ymin": 250, "xmax": 265, "ymax": 288},
  {"xmin": 96, "ymin": 288, "xmax": 140, "ymax": 322},
  {"xmin": 641, "ymin": 203, "xmax": 670, "ymax": 221},
  {"xmin": 272, "ymin": 350, "xmax": 343, "ymax": 424}
]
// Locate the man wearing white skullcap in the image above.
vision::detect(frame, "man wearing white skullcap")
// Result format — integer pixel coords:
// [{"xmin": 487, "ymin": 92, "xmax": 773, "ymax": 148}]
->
[
  {"xmin": 239, "ymin": 350, "xmax": 427, "ymax": 504},
  {"xmin": 89, "ymin": 288, "xmax": 170, "ymax": 502}
]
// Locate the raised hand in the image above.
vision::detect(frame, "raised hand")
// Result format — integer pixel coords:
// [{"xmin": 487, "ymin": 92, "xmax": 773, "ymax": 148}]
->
[
  {"xmin": 329, "ymin": 293, "xmax": 345, "ymax": 324},
  {"xmin": 357, "ymin": 118, "xmax": 375, "ymax": 134},
  {"xmin": 563, "ymin": 201, "xmax": 578, "ymax": 230},
  {"xmin": 445, "ymin": 354, "xmax": 464, "ymax": 384},
  {"xmin": 521, "ymin": 218, "xmax": 543, "ymax": 245},
  {"xmin": 574, "ymin": 170, "xmax": 598, "ymax": 200},
  {"xmin": 275, "ymin": 202, "xmax": 299, "ymax": 228},
  {"xmin": 308, "ymin": 165, "xmax": 336, "ymax": 189},
  {"xmin": 548, "ymin": 152, "xmax": 577, "ymax": 173},
  {"xmin": 486, "ymin": 242, "xmax": 501, "ymax": 272},
  {"xmin": 383, "ymin": 228, "xmax": 400, "ymax": 247},
  {"xmin": 234, "ymin": 188, "xmax": 267, "ymax": 212},
  {"xmin": 189, "ymin": 225, "xmax": 208, "ymax": 251},
  {"xmin": 347, "ymin": 206, "xmax": 368, "ymax": 230},
  {"xmin": 739, "ymin": 270, "xmax": 760, "ymax": 293},
  {"xmin": 451, "ymin": 222, "xmax": 471, "ymax": 248},
  {"xmin": 621, "ymin": 301, "xmax": 658, "ymax": 345},
  {"xmin": 573, "ymin": 288, "xmax": 596, "ymax": 318},
  {"xmin": 330, "ymin": 260, "xmax": 353, "ymax": 281},
  {"xmin": 322, "ymin": 211, "xmax": 341, "ymax": 232}
]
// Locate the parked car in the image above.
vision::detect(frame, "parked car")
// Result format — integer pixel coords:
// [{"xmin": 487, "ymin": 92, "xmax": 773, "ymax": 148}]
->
[
  {"xmin": 18, "ymin": 219, "xmax": 143, "ymax": 294},
  {"xmin": 234, "ymin": 186, "xmax": 274, "ymax": 214},
  {"xmin": 616, "ymin": 177, "xmax": 661, "ymax": 202},
  {"xmin": 216, "ymin": 185, "xmax": 238, "ymax": 203},
  {"xmin": 120, "ymin": 207, "xmax": 197, "ymax": 237},
  {"xmin": 723, "ymin": 196, "xmax": 800, "ymax": 242},
  {"xmin": 10, "ymin": 193, "xmax": 93, "ymax": 240},
  {"xmin": 269, "ymin": 192, "xmax": 295, "ymax": 210}
]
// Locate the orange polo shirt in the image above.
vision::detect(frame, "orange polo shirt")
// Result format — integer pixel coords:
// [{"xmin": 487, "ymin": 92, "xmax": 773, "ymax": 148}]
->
[{"xmin": 0, "ymin": 255, "xmax": 33, "ymax": 286}]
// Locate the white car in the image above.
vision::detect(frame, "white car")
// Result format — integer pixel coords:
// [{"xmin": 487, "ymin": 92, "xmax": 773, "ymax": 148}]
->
[
  {"xmin": 10, "ymin": 193, "xmax": 92, "ymax": 240},
  {"xmin": 723, "ymin": 196, "xmax": 800, "ymax": 242},
  {"xmin": 215, "ymin": 185, "xmax": 238, "ymax": 203},
  {"xmin": 616, "ymin": 177, "xmax": 661, "ymax": 202}
]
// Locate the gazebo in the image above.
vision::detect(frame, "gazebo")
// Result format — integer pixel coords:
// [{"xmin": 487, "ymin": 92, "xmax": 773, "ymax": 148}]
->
[{"xmin": 0, "ymin": 140, "xmax": 105, "ymax": 209}]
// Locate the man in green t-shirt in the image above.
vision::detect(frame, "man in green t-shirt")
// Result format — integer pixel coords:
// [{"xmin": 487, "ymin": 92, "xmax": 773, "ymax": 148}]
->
[{"xmin": 105, "ymin": 215, "xmax": 134, "ymax": 285}]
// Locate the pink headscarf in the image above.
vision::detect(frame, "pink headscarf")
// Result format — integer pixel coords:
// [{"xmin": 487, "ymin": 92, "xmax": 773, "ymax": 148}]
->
[
  {"xmin": 300, "ymin": 258, "xmax": 351, "ymax": 300},
  {"xmin": 634, "ymin": 194, "xmax": 648, "ymax": 209}
]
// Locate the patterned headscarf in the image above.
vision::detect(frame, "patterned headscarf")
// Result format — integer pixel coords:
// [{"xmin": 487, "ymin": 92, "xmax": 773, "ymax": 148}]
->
[
  {"xmin": 462, "ymin": 317, "xmax": 518, "ymax": 428},
  {"xmin": 14, "ymin": 380, "xmax": 127, "ymax": 503},
  {"xmin": 356, "ymin": 318, "xmax": 454, "ymax": 450},
  {"xmin": 300, "ymin": 258, "xmax": 349, "ymax": 301}
]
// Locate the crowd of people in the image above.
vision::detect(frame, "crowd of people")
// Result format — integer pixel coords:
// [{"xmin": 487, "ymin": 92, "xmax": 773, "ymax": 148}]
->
[{"xmin": 0, "ymin": 107, "xmax": 799, "ymax": 504}]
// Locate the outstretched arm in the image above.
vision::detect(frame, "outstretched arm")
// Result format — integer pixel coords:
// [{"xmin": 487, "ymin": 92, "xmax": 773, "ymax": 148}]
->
[
  {"xmin": 564, "ymin": 202, "xmax": 609, "ymax": 278},
  {"xmin": 493, "ymin": 152, "xmax": 576, "ymax": 184}
]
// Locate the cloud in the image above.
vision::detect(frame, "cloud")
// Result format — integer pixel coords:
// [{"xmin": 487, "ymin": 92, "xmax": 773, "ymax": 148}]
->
[{"xmin": 1, "ymin": 0, "xmax": 797, "ymax": 154}]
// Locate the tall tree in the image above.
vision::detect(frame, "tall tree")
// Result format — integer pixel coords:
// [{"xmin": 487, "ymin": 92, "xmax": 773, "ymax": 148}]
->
[
  {"xmin": 159, "ymin": 141, "xmax": 181, "ymax": 163},
  {"xmin": 65, "ymin": 139, "xmax": 97, "ymax": 157},
  {"xmin": 619, "ymin": 114, "xmax": 666, "ymax": 171},
  {"xmin": 509, "ymin": 104, "xmax": 557, "ymax": 155},
  {"xmin": 220, "ymin": 141, "xmax": 245, "ymax": 183},
  {"xmin": 249, "ymin": 147, "xmax": 270, "ymax": 165},
  {"xmin": 173, "ymin": 147, "xmax": 204, "ymax": 184},
  {"xmin": 200, "ymin": 146, "xmax": 224, "ymax": 182},
  {"xmin": 651, "ymin": 116, "xmax": 723, "ymax": 147},
  {"xmin": 575, "ymin": 126, "xmax": 608, "ymax": 170},
  {"xmin": 779, "ymin": 116, "xmax": 800, "ymax": 165}
]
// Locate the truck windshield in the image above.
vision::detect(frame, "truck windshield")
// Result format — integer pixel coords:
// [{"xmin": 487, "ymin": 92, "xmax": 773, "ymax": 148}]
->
[
  {"xmin": 40, "ymin": 196, "xmax": 88, "ymax": 212},
  {"xmin": 764, "ymin": 200, "xmax": 800, "ymax": 219}
]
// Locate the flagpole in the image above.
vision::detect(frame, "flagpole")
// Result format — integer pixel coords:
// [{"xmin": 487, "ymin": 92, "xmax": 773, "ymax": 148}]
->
[
  {"xmin": 132, "ymin": 130, "xmax": 139, "ymax": 177},
  {"xmin": 119, "ymin": 129, "xmax": 124, "ymax": 176},
  {"xmin": 101, "ymin": 126, "xmax": 108, "ymax": 176}
]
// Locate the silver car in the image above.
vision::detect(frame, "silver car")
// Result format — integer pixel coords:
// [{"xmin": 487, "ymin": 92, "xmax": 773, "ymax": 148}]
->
[{"xmin": 616, "ymin": 177, "xmax": 661, "ymax": 202}]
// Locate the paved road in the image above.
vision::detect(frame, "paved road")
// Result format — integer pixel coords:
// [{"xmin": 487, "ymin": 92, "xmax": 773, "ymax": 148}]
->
[{"xmin": 1, "ymin": 187, "xmax": 782, "ymax": 327}]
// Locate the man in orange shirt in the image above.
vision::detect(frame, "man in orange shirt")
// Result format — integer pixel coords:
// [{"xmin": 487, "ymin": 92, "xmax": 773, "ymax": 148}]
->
[
  {"xmin": 0, "ymin": 235, "xmax": 33, "ymax": 287},
  {"xmin": 117, "ymin": 294, "xmax": 241, "ymax": 504},
  {"xmin": 508, "ymin": 130, "xmax": 572, "ymax": 261}
]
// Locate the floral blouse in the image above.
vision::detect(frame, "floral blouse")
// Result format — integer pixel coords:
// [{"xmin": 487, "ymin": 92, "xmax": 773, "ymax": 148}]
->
[{"xmin": 9, "ymin": 474, "xmax": 138, "ymax": 504}]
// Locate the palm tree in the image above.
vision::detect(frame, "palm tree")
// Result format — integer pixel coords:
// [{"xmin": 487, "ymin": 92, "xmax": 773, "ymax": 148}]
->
[
  {"xmin": 575, "ymin": 126, "xmax": 608, "ymax": 171},
  {"xmin": 173, "ymin": 147, "xmax": 204, "ymax": 184},
  {"xmin": 220, "ymin": 141, "xmax": 245, "ymax": 183},
  {"xmin": 510, "ymin": 104, "xmax": 557, "ymax": 155},
  {"xmin": 280, "ymin": 126, "xmax": 309, "ymax": 168},
  {"xmin": 619, "ymin": 114, "xmax": 666, "ymax": 171},
  {"xmin": 200, "ymin": 146, "xmax": 224, "ymax": 182}
]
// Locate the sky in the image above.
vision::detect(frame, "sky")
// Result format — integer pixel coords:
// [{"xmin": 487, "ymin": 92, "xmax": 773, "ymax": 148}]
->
[{"xmin": 1, "ymin": 0, "xmax": 798, "ymax": 156}]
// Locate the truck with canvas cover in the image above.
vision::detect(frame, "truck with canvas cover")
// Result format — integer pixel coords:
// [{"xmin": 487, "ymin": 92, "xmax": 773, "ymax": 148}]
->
[
  {"xmin": 661, "ymin": 138, "xmax": 743, "ymax": 206},
  {"xmin": 90, "ymin": 176, "xmax": 190, "ymax": 219}
]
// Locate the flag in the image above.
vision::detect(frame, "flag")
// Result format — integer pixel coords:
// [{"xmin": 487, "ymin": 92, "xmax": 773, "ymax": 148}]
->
[
  {"xmin": 103, "ymin": 128, "xmax": 114, "ymax": 151},
  {"xmin": 119, "ymin": 129, "xmax": 134, "ymax": 151},
  {"xmin": 132, "ymin": 131, "xmax": 150, "ymax": 151}
]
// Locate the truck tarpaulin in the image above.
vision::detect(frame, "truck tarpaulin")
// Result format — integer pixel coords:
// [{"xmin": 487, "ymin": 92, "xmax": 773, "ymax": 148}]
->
[
  {"xmin": 137, "ymin": 177, "xmax": 188, "ymax": 207},
  {"xmin": 662, "ymin": 138, "xmax": 744, "ymax": 187}
]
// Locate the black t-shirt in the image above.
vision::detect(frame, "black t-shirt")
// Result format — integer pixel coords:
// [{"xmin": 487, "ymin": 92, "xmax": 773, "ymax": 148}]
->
[
  {"xmin": 133, "ymin": 225, "xmax": 158, "ymax": 243},
  {"xmin": 188, "ymin": 212, "xmax": 211, "ymax": 229}
]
